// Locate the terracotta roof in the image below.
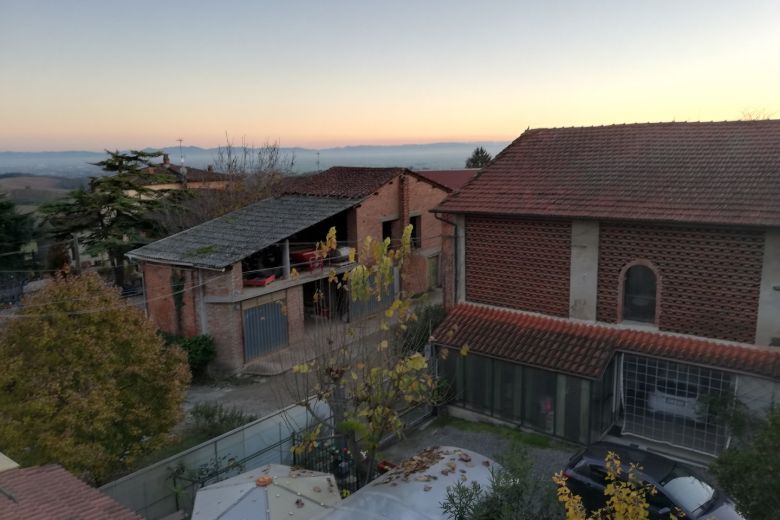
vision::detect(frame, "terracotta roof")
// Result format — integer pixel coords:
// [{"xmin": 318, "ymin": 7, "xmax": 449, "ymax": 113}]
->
[
  {"xmin": 437, "ymin": 120, "xmax": 780, "ymax": 227},
  {"xmin": 282, "ymin": 166, "xmax": 450, "ymax": 199},
  {"xmin": 282, "ymin": 167, "xmax": 406, "ymax": 199},
  {"xmin": 414, "ymin": 169, "xmax": 479, "ymax": 191},
  {"xmin": 0, "ymin": 465, "xmax": 141, "ymax": 520},
  {"xmin": 433, "ymin": 304, "xmax": 780, "ymax": 380}
]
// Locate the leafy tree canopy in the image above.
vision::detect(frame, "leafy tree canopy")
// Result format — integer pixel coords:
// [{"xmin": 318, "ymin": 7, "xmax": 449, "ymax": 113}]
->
[
  {"xmin": 40, "ymin": 150, "xmax": 182, "ymax": 286},
  {"xmin": 465, "ymin": 146, "xmax": 493, "ymax": 168},
  {"xmin": 0, "ymin": 273, "xmax": 190, "ymax": 483},
  {"xmin": 712, "ymin": 406, "xmax": 780, "ymax": 520}
]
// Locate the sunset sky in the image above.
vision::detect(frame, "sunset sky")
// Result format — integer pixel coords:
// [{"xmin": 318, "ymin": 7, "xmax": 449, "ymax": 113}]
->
[{"xmin": 1, "ymin": 0, "xmax": 778, "ymax": 151}]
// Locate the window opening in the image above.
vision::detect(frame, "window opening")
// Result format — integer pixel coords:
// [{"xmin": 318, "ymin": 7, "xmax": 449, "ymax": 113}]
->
[{"xmin": 623, "ymin": 264, "xmax": 657, "ymax": 323}]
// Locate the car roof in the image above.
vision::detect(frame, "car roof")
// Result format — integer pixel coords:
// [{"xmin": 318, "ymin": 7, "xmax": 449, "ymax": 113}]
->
[{"xmin": 582, "ymin": 442, "xmax": 675, "ymax": 480}]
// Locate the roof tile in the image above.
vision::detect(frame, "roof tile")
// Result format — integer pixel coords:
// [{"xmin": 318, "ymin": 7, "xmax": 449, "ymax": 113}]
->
[
  {"xmin": 128, "ymin": 195, "xmax": 358, "ymax": 269},
  {"xmin": 434, "ymin": 304, "xmax": 780, "ymax": 380},
  {"xmin": 0, "ymin": 465, "xmax": 141, "ymax": 520},
  {"xmin": 437, "ymin": 120, "xmax": 780, "ymax": 227}
]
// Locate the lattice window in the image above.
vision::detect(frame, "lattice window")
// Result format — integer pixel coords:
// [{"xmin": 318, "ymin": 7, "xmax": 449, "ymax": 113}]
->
[{"xmin": 620, "ymin": 354, "xmax": 733, "ymax": 456}]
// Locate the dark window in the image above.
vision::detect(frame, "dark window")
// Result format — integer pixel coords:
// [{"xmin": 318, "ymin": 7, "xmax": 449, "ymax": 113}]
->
[
  {"xmin": 623, "ymin": 264, "xmax": 657, "ymax": 323},
  {"xmin": 382, "ymin": 220, "xmax": 396, "ymax": 243},
  {"xmin": 409, "ymin": 215, "xmax": 421, "ymax": 248}
]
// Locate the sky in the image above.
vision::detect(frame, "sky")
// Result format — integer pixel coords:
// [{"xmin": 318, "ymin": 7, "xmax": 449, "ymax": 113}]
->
[{"xmin": 1, "ymin": 0, "xmax": 779, "ymax": 151}]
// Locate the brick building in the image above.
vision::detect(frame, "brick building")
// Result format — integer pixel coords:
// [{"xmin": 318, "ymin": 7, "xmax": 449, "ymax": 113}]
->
[
  {"xmin": 433, "ymin": 120, "xmax": 780, "ymax": 460},
  {"xmin": 128, "ymin": 166, "xmax": 451, "ymax": 373}
]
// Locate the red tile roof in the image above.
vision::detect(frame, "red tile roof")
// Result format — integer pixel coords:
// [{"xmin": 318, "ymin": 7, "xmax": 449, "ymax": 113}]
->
[
  {"xmin": 282, "ymin": 167, "xmax": 406, "ymax": 199},
  {"xmin": 0, "ymin": 465, "xmax": 141, "ymax": 520},
  {"xmin": 437, "ymin": 120, "xmax": 780, "ymax": 227},
  {"xmin": 434, "ymin": 304, "xmax": 780, "ymax": 380},
  {"xmin": 414, "ymin": 169, "xmax": 479, "ymax": 191},
  {"xmin": 282, "ymin": 166, "xmax": 450, "ymax": 199}
]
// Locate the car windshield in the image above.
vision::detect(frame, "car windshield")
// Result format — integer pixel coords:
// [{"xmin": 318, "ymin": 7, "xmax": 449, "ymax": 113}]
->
[{"xmin": 660, "ymin": 464, "xmax": 715, "ymax": 513}]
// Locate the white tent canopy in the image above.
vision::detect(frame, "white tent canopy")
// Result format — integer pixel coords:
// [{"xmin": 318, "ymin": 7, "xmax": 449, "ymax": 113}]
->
[
  {"xmin": 192, "ymin": 464, "xmax": 341, "ymax": 520},
  {"xmin": 312, "ymin": 446, "xmax": 498, "ymax": 520}
]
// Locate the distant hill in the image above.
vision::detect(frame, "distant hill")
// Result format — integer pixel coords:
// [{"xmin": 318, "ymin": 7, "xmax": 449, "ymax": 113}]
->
[
  {"xmin": 0, "ymin": 173, "xmax": 86, "ymax": 209},
  {"xmin": 0, "ymin": 141, "xmax": 510, "ymax": 177}
]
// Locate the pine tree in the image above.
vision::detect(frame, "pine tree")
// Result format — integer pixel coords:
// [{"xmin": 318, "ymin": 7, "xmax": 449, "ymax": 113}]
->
[
  {"xmin": 465, "ymin": 147, "xmax": 493, "ymax": 168},
  {"xmin": 41, "ymin": 150, "xmax": 179, "ymax": 287}
]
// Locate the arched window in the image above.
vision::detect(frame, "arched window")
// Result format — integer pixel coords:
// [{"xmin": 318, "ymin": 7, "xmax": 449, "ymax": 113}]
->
[{"xmin": 622, "ymin": 264, "xmax": 657, "ymax": 323}]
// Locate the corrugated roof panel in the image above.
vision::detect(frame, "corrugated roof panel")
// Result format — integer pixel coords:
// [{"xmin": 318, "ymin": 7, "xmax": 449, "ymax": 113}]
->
[{"xmin": 127, "ymin": 195, "xmax": 358, "ymax": 269}]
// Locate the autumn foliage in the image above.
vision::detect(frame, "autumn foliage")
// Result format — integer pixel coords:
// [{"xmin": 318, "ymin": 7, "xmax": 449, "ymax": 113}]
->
[
  {"xmin": 553, "ymin": 452, "xmax": 678, "ymax": 520},
  {"xmin": 0, "ymin": 273, "xmax": 190, "ymax": 483}
]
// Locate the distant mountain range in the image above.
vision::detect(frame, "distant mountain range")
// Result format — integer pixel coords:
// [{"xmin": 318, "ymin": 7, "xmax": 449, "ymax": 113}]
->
[{"xmin": 0, "ymin": 142, "xmax": 510, "ymax": 178}]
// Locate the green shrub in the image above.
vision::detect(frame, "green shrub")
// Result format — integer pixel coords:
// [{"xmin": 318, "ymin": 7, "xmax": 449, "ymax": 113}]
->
[
  {"xmin": 162, "ymin": 333, "xmax": 216, "ymax": 380},
  {"xmin": 189, "ymin": 402, "xmax": 257, "ymax": 438}
]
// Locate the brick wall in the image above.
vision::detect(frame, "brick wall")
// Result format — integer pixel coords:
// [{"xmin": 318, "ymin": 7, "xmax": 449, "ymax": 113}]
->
[
  {"xmin": 354, "ymin": 174, "xmax": 450, "ymax": 296},
  {"xmin": 202, "ymin": 263, "xmax": 245, "ymax": 372},
  {"xmin": 440, "ymin": 219, "xmax": 456, "ymax": 309},
  {"xmin": 465, "ymin": 216, "xmax": 571, "ymax": 316},
  {"xmin": 597, "ymin": 222, "xmax": 764, "ymax": 343},
  {"xmin": 142, "ymin": 262, "xmax": 198, "ymax": 336}
]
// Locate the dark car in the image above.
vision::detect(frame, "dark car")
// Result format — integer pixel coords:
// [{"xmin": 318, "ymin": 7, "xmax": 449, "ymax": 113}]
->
[{"xmin": 563, "ymin": 442, "xmax": 743, "ymax": 520}]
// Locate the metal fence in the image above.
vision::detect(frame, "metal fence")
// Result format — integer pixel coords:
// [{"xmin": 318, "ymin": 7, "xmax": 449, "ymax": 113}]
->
[
  {"xmin": 100, "ymin": 402, "xmax": 330, "ymax": 520},
  {"xmin": 349, "ymin": 269, "xmax": 398, "ymax": 321}
]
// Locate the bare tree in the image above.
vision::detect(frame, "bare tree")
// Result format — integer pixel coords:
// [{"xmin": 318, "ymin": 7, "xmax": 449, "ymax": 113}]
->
[
  {"xmin": 157, "ymin": 134, "xmax": 296, "ymax": 233},
  {"xmin": 741, "ymin": 108, "xmax": 775, "ymax": 121},
  {"xmin": 277, "ymin": 227, "xmax": 453, "ymax": 486}
]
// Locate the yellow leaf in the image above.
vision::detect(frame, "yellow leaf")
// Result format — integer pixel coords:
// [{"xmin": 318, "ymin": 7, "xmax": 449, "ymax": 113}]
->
[{"xmin": 460, "ymin": 344, "xmax": 470, "ymax": 356}]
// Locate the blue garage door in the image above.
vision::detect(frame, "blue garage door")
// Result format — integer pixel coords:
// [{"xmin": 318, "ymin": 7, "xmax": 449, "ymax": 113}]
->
[{"xmin": 243, "ymin": 301, "xmax": 289, "ymax": 361}]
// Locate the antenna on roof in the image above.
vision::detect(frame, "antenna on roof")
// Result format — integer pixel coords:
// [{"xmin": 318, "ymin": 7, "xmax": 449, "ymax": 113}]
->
[
  {"xmin": 176, "ymin": 138, "xmax": 187, "ymax": 183},
  {"xmin": 176, "ymin": 138, "xmax": 185, "ymax": 166}
]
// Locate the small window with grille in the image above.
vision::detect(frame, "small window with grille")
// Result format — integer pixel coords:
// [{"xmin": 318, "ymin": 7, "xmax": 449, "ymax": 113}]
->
[{"xmin": 622, "ymin": 264, "xmax": 657, "ymax": 323}]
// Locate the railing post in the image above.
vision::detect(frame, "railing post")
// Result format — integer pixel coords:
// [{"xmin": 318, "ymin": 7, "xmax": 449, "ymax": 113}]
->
[{"xmin": 282, "ymin": 240, "xmax": 291, "ymax": 279}]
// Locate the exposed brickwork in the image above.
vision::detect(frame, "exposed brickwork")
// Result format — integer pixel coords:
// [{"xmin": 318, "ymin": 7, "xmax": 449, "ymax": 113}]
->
[
  {"xmin": 465, "ymin": 216, "xmax": 571, "ymax": 316},
  {"xmin": 355, "ymin": 175, "xmax": 449, "ymax": 295},
  {"xmin": 142, "ymin": 262, "xmax": 198, "ymax": 336},
  {"xmin": 440, "ymin": 219, "xmax": 456, "ymax": 309},
  {"xmin": 597, "ymin": 222, "xmax": 765, "ymax": 343},
  {"xmin": 202, "ymin": 263, "xmax": 245, "ymax": 372}
]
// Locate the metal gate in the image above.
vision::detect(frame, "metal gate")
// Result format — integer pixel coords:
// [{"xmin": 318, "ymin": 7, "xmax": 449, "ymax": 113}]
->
[
  {"xmin": 243, "ymin": 301, "xmax": 289, "ymax": 361},
  {"xmin": 349, "ymin": 272, "xmax": 396, "ymax": 321},
  {"xmin": 620, "ymin": 354, "xmax": 733, "ymax": 456}
]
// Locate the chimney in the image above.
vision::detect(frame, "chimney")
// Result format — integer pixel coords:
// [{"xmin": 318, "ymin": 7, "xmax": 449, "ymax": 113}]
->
[{"xmin": 163, "ymin": 153, "xmax": 171, "ymax": 166}]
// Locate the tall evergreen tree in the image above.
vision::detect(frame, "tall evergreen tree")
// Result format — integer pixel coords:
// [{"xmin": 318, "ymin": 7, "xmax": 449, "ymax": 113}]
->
[
  {"xmin": 465, "ymin": 146, "xmax": 493, "ymax": 168},
  {"xmin": 0, "ymin": 193, "xmax": 35, "ymax": 271},
  {"xmin": 41, "ymin": 150, "xmax": 178, "ymax": 287}
]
